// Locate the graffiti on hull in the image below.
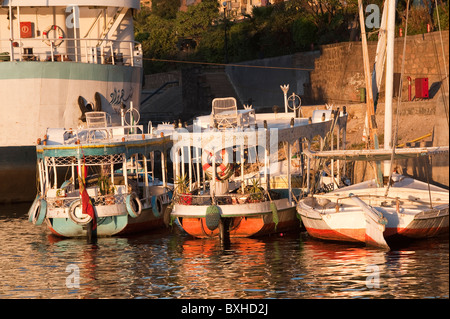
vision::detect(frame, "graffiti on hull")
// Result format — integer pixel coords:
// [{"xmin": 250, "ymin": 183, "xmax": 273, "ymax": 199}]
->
[{"xmin": 109, "ymin": 87, "xmax": 133, "ymax": 107}]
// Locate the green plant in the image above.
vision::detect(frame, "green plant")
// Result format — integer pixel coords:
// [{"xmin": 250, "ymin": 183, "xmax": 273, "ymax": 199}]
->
[
  {"xmin": 248, "ymin": 179, "xmax": 264, "ymax": 201},
  {"xmin": 434, "ymin": 1, "xmax": 449, "ymax": 31},
  {"xmin": 174, "ymin": 174, "xmax": 190, "ymax": 194},
  {"xmin": 406, "ymin": 5, "xmax": 433, "ymax": 35},
  {"xmin": 175, "ymin": 174, "xmax": 192, "ymax": 205},
  {"xmin": 98, "ymin": 175, "xmax": 114, "ymax": 196},
  {"xmin": 292, "ymin": 16, "xmax": 318, "ymax": 50}
]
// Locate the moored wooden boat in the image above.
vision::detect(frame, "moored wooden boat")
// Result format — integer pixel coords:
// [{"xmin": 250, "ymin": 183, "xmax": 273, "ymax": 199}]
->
[
  {"xmin": 298, "ymin": 193, "xmax": 389, "ymax": 248},
  {"xmin": 172, "ymin": 189, "xmax": 300, "ymax": 238},
  {"xmin": 297, "ymin": 0, "xmax": 449, "ymax": 249},
  {"xmin": 297, "ymin": 176, "xmax": 448, "ymax": 247},
  {"xmin": 169, "ymin": 96, "xmax": 348, "ymax": 241},
  {"xmin": 27, "ymin": 110, "xmax": 174, "ymax": 238}
]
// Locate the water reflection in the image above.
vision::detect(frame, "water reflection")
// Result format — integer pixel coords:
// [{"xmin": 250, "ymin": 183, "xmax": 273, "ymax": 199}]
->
[
  {"xmin": 0, "ymin": 203, "xmax": 448, "ymax": 299},
  {"xmin": 175, "ymin": 238, "xmax": 276, "ymax": 298}
]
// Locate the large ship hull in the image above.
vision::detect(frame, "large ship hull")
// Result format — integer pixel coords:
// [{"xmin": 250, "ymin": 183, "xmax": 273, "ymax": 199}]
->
[
  {"xmin": 0, "ymin": 61, "xmax": 142, "ymax": 203},
  {"xmin": 0, "ymin": 146, "xmax": 36, "ymax": 203}
]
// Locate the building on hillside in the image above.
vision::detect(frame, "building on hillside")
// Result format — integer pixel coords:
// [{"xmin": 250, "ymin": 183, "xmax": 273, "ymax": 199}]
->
[
  {"xmin": 141, "ymin": 0, "xmax": 273, "ymax": 19},
  {"xmin": 221, "ymin": 0, "xmax": 270, "ymax": 19},
  {"xmin": 180, "ymin": 0, "xmax": 202, "ymax": 12}
]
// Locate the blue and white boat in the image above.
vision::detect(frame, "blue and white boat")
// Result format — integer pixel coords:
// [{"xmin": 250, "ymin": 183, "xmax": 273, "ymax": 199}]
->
[
  {"xmin": 0, "ymin": 0, "xmax": 143, "ymax": 203},
  {"xmin": 28, "ymin": 110, "xmax": 174, "ymax": 238}
]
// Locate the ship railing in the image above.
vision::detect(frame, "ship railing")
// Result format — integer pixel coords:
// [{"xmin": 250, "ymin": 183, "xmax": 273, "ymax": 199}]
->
[
  {"xmin": 174, "ymin": 193, "xmax": 269, "ymax": 206},
  {"xmin": 332, "ymin": 193, "xmax": 446, "ymax": 207},
  {"xmin": 0, "ymin": 38, "xmax": 142, "ymax": 67},
  {"xmin": 79, "ymin": 124, "xmax": 145, "ymax": 144},
  {"xmin": 47, "ymin": 192, "xmax": 127, "ymax": 210},
  {"xmin": 44, "ymin": 123, "xmax": 144, "ymax": 145}
]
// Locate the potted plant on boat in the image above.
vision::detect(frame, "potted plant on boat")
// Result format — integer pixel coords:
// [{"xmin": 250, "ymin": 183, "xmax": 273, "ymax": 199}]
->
[
  {"xmin": 175, "ymin": 174, "xmax": 191, "ymax": 205},
  {"xmin": 98, "ymin": 174, "xmax": 115, "ymax": 205},
  {"xmin": 247, "ymin": 179, "xmax": 264, "ymax": 203}
]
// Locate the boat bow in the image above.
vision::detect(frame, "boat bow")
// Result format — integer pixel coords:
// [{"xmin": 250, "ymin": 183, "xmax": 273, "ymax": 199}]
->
[{"xmin": 348, "ymin": 193, "xmax": 389, "ymax": 249}]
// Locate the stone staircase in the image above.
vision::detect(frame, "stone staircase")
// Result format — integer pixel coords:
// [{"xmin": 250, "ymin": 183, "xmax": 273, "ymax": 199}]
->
[
  {"xmin": 198, "ymin": 71, "xmax": 240, "ymax": 104},
  {"xmin": 139, "ymin": 85, "xmax": 183, "ymax": 127},
  {"xmin": 180, "ymin": 67, "xmax": 242, "ymax": 121},
  {"xmin": 139, "ymin": 67, "xmax": 241, "ymax": 126}
]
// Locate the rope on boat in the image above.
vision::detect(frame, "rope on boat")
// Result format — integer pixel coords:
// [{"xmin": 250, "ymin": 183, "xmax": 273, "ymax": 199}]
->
[{"xmin": 311, "ymin": 109, "xmax": 341, "ymax": 193}]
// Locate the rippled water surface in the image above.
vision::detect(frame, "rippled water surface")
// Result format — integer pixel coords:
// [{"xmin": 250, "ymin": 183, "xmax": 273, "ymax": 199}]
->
[{"xmin": 1, "ymin": 203, "xmax": 448, "ymax": 299}]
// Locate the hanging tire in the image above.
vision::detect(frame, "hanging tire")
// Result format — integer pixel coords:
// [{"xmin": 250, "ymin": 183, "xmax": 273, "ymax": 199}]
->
[
  {"xmin": 28, "ymin": 195, "xmax": 40, "ymax": 223},
  {"xmin": 126, "ymin": 193, "xmax": 142, "ymax": 218},
  {"xmin": 68, "ymin": 199, "xmax": 92, "ymax": 225},
  {"xmin": 32, "ymin": 199, "xmax": 47, "ymax": 226},
  {"xmin": 151, "ymin": 195, "xmax": 163, "ymax": 218}
]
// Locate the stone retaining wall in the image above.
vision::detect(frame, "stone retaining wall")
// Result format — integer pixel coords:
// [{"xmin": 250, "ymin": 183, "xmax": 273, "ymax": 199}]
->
[{"xmin": 309, "ymin": 31, "xmax": 449, "ymax": 104}]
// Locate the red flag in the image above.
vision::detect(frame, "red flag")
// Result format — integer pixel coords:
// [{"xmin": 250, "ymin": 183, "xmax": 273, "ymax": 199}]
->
[
  {"xmin": 78, "ymin": 159, "xmax": 96, "ymax": 230},
  {"xmin": 80, "ymin": 183, "xmax": 96, "ymax": 230}
]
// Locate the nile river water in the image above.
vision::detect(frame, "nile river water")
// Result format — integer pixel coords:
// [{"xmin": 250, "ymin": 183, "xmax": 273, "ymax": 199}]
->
[{"xmin": 0, "ymin": 202, "xmax": 448, "ymax": 300}]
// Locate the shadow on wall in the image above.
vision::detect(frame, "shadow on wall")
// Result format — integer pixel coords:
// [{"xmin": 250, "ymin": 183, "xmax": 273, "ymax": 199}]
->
[{"xmin": 225, "ymin": 55, "xmax": 312, "ymax": 109}]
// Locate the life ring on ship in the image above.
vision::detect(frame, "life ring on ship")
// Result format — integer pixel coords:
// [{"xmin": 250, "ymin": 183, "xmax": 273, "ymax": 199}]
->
[
  {"xmin": 151, "ymin": 195, "xmax": 163, "ymax": 218},
  {"xmin": 201, "ymin": 148, "xmax": 234, "ymax": 181},
  {"xmin": 126, "ymin": 193, "xmax": 142, "ymax": 218},
  {"xmin": 68, "ymin": 199, "xmax": 93, "ymax": 225},
  {"xmin": 42, "ymin": 25, "xmax": 65, "ymax": 47}
]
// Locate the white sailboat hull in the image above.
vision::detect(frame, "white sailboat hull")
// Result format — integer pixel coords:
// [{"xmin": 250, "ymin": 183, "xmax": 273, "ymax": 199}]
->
[
  {"xmin": 298, "ymin": 197, "xmax": 388, "ymax": 248},
  {"xmin": 297, "ymin": 177, "xmax": 449, "ymax": 247}
]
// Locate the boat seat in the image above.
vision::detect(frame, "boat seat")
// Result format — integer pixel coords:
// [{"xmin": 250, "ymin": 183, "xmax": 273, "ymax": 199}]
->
[
  {"xmin": 86, "ymin": 111, "xmax": 108, "ymax": 128},
  {"xmin": 211, "ymin": 97, "xmax": 239, "ymax": 129},
  {"xmin": 85, "ymin": 111, "xmax": 113, "ymax": 142}
]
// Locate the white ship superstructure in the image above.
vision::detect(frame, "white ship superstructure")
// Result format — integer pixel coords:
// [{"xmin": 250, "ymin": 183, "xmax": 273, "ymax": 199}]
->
[{"xmin": 0, "ymin": 0, "xmax": 142, "ymax": 203}]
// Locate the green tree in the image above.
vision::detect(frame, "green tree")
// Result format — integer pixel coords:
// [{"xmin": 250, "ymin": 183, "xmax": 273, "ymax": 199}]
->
[
  {"xmin": 139, "ymin": 14, "xmax": 178, "ymax": 73},
  {"xmin": 134, "ymin": 6, "xmax": 152, "ymax": 43},
  {"xmin": 194, "ymin": 26, "xmax": 225, "ymax": 63},
  {"xmin": 292, "ymin": 16, "xmax": 318, "ymax": 50},
  {"xmin": 152, "ymin": 0, "xmax": 180, "ymax": 20},
  {"xmin": 132, "ymin": 0, "xmax": 389, "ymax": 73},
  {"xmin": 228, "ymin": 21, "xmax": 257, "ymax": 62},
  {"xmin": 174, "ymin": 0, "xmax": 220, "ymax": 44},
  {"xmin": 433, "ymin": 0, "xmax": 449, "ymax": 30}
]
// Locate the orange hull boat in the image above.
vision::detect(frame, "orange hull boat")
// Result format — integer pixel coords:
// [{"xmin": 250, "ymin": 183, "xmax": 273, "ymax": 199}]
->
[{"xmin": 173, "ymin": 200, "xmax": 300, "ymax": 239}]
